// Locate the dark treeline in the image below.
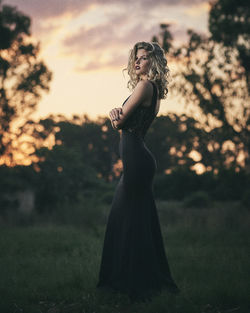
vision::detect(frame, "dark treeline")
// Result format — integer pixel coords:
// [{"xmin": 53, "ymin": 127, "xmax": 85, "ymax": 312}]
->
[{"xmin": 0, "ymin": 0, "xmax": 249, "ymax": 222}]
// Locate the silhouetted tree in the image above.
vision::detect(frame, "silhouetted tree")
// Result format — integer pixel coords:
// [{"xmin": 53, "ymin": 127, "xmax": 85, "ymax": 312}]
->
[
  {"xmin": 28, "ymin": 114, "xmax": 121, "ymax": 182},
  {"xmin": 209, "ymin": 0, "xmax": 250, "ymax": 92},
  {"xmin": 34, "ymin": 144, "xmax": 101, "ymax": 212},
  {"xmin": 152, "ymin": 12, "xmax": 249, "ymax": 173},
  {"xmin": 0, "ymin": 1, "xmax": 52, "ymax": 165},
  {"xmin": 151, "ymin": 23, "xmax": 173, "ymax": 54},
  {"xmin": 171, "ymin": 30, "xmax": 249, "ymax": 172},
  {"xmin": 54, "ymin": 116, "xmax": 120, "ymax": 182},
  {"xmin": 147, "ymin": 114, "xmax": 204, "ymax": 174}
]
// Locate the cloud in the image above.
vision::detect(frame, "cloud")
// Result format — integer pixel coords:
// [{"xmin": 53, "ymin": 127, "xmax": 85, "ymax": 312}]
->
[
  {"xmin": 3, "ymin": 0, "xmax": 209, "ymax": 72},
  {"xmin": 63, "ymin": 12, "xmax": 129, "ymax": 54},
  {"xmin": 4, "ymin": 0, "xmax": 92, "ymax": 19},
  {"xmin": 184, "ymin": 2, "xmax": 210, "ymax": 17},
  {"xmin": 62, "ymin": 11, "xmax": 161, "ymax": 71},
  {"xmin": 4, "ymin": 0, "xmax": 207, "ymax": 20},
  {"xmin": 75, "ymin": 53, "xmax": 127, "ymax": 72}
]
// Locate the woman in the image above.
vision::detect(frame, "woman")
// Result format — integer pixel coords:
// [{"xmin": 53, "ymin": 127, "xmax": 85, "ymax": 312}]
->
[{"xmin": 96, "ymin": 41, "xmax": 180, "ymax": 304}]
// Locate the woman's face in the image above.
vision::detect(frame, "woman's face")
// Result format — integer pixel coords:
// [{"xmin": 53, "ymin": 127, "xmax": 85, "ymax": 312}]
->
[{"xmin": 134, "ymin": 48, "xmax": 151, "ymax": 79}]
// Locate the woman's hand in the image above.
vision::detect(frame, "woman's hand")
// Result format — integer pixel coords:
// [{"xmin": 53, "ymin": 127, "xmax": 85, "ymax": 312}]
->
[
  {"xmin": 109, "ymin": 108, "xmax": 123, "ymax": 129},
  {"xmin": 109, "ymin": 108, "xmax": 123, "ymax": 122}
]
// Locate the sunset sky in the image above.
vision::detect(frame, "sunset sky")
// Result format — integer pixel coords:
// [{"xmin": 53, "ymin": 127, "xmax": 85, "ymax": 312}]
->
[{"xmin": 5, "ymin": 0, "xmax": 210, "ymax": 122}]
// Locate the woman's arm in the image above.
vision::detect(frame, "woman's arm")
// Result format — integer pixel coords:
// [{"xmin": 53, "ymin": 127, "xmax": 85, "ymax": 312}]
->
[{"xmin": 113, "ymin": 80, "xmax": 151, "ymax": 129}]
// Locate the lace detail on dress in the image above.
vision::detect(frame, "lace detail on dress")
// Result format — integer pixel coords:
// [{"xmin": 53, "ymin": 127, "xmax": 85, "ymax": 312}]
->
[{"xmin": 121, "ymin": 81, "xmax": 157, "ymax": 139}]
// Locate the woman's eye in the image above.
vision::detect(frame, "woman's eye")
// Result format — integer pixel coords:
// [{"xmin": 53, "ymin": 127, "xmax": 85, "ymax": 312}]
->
[{"xmin": 135, "ymin": 56, "xmax": 147, "ymax": 61}]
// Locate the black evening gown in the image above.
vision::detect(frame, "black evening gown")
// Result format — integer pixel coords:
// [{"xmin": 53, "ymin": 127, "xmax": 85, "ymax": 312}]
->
[{"xmin": 96, "ymin": 80, "xmax": 180, "ymax": 303}]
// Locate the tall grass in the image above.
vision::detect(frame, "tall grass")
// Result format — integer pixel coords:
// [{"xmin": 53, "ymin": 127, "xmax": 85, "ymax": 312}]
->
[{"xmin": 0, "ymin": 200, "xmax": 249, "ymax": 313}]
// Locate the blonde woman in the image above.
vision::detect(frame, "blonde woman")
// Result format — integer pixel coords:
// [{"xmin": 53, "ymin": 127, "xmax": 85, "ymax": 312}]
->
[{"xmin": 96, "ymin": 42, "xmax": 180, "ymax": 304}]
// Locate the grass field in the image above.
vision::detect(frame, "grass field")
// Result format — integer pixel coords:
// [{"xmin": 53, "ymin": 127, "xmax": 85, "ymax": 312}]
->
[{"xmin": 0, "ymin": 200, "xmax": 249, "ymax": 313}]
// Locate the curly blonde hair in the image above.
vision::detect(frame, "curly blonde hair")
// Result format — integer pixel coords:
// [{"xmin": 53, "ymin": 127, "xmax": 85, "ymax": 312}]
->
[{"xmin": 122, "ymin": 41, "xmax": 170, "ymax": 99}]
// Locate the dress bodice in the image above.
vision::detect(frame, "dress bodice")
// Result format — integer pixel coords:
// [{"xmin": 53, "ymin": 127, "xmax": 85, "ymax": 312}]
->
[{"xmin": 121, "ymin": 80, "xmax": 158, "ymax": 139}]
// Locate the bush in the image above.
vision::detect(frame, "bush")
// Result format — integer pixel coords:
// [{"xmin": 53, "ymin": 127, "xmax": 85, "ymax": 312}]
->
[
  {"xmin": 241, "ymin": 189, "xmax": 250, "ymax": 210},
  {"xmin": 0, "ymin": 165, "xmax": 36, "ymax": 216},
  {"xmin": 212, "ymin": 169, "xmax": 248, "ymax": 201},
  {"xmin": 154, "ymin": 169, "xmax": 200, "ymax": 200},
  {"xmin": 183, "ymin": 191, "xmax": 211, "ymax": 208}
]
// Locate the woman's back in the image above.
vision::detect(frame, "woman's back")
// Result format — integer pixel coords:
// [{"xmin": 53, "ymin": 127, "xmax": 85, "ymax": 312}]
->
[
  {"xmin": 140, "ymin": 80, "xmax": 161, "ymax": 116},
  {"xmin": 120, "ymin": 80, "xmax": 159, "ymax": 139}
]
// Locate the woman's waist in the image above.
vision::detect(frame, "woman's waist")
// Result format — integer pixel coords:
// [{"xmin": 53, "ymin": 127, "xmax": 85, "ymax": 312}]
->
[
  {"xmin": 120, "ymin": 131, "xmax": 154, "ymax": 156},
  {"xmin": 121, "ymin": 129, "xmax": 145, "ymax": 143}
]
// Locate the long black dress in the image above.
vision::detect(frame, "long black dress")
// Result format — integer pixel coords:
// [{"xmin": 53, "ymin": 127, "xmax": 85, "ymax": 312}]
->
[{"xmin": 96, "ymin": 80, "xmax": 180, "ymax": 303}]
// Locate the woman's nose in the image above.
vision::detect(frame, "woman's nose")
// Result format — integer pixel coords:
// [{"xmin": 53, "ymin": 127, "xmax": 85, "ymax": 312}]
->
[{"xmin": 135, "ymin": 58, "xmax": 141, "ymax": 64}]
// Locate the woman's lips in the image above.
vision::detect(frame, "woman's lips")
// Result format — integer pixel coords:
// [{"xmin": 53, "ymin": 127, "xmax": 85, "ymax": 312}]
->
[{"xmin": 135, "ymin": 66, "xmax": 140, "ymax": 70}]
